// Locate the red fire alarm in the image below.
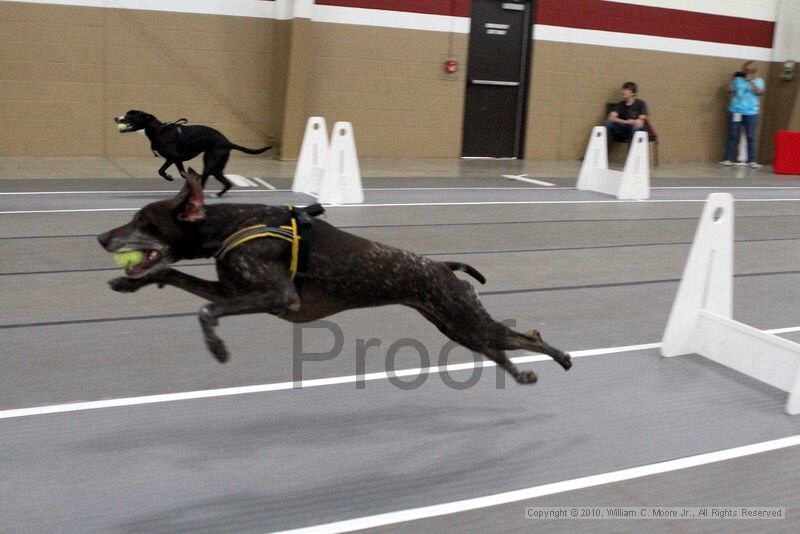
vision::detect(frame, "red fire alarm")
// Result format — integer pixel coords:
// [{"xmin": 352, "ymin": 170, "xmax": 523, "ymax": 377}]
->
[{"xmin": 444, "ymin": 59, "xmax": 459, "ymax": 74}]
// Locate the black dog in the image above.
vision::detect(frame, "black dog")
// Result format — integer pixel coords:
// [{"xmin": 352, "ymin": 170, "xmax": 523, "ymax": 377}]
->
[
  {"xmin": 97, "ymin": 170, "xmax": 572, "ymax": 384},
  {"xmin": 114, "ymin": 110, "xmax": 271, "ymax": 197}
]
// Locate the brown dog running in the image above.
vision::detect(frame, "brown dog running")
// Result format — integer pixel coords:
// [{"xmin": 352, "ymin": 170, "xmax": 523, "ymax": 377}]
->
[{"xmin": 97, "ymin": 170, "xmax": 572, "ymax": 384}]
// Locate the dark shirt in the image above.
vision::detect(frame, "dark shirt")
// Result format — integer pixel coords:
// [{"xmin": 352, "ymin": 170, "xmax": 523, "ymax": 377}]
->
[{"xmin": 613, "ymin": 99, "xmax": 648, "ymax": 120}]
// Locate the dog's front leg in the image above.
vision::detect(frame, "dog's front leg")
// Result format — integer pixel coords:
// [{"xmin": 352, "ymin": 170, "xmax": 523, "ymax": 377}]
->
[
  {"xmin": 109, "ymin": 268, "xmax": 227, "ymax": 301},
  {"xmin": 199, "ymin": 286, "xmax": 301, "ymax": 363},
  {"xmin": 157, "ymin": 160, "xmax": 175, "ymax": 181}
]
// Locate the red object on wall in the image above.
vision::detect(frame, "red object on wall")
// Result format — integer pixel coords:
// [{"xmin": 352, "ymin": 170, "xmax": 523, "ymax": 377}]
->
[
  {"xmin": 773, "ymin": 130, "xmax": 800, "ymax": 175},
  {"xmin": 444, "ymin": 59, "xmax": 458, "ymax": 74}
]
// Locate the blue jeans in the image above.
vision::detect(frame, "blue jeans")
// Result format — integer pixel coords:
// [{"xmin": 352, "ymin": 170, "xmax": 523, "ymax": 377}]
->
[{"xmin": 724, "ymin": 112, "xmax": 758, "ymax": 163}]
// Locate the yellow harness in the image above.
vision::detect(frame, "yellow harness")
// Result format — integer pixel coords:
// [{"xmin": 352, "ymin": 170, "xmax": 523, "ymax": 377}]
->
[{"xmin": 214, "ymin": 216, "xmax": 300, "ymax": 280}]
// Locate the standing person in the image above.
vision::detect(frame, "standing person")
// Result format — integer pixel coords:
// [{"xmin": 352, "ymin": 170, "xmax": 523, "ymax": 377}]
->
[
  {"xmin": 719, "ymin": 61, "xmax": 766, "ymax": 168},
  {"xmin": 604, "ymin": 81, "xmax": 648, "ymax": 143}
]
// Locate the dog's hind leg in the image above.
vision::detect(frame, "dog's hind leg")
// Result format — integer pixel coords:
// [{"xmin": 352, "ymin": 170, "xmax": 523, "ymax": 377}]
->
[
  {"xmin": 174, "ymin": 160, "xmax": 187, "ymax": 177},
  {"xmin": 413, "ymin": 306, "xmax": 537, "ymax": 384},
  {"xmin": 203, "ymin": 150, "xmax": 233, "ymax": 197},
  {"xmin": 157, "ymin": 160, "xmax": 176, "ymax": 181},
  {"xmin": 213, "ymin": 173, "xmax": 233, "ymax": 197},
  {"xmin": 499, "ymin": 329, "xmax": 572, "ymax": 371},
  {"xmin": 412, "ymin": 275, "xmax": 570, "ymax": 382},
  {"xmin": 485, "ymin": 348, "xmax": 538, "ymax": 384}
]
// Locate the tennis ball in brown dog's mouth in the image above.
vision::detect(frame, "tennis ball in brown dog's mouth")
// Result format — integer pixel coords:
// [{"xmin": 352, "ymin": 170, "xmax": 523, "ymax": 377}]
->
[{"xmin": 113, "ymin": 250, "xmax": 144, "ymax": 269}]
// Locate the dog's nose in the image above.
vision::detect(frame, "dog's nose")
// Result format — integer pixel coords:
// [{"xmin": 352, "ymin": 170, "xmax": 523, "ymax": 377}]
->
[{"xmin": 97, "ymin": 231, "xmax": 111, "ymax": 249}]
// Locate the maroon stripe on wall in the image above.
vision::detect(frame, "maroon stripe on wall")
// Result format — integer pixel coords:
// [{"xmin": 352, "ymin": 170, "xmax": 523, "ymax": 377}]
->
[
  {"xmin": 318, "ymin": 0, "xmax": 773, "ymax": 49},
  {"xmin": 316, "ymin": 1, "xmax": 470, "ymax": 18},
  {"xmin": 537, "ymin": 0, "xmax": 773, "ymax": 48}
]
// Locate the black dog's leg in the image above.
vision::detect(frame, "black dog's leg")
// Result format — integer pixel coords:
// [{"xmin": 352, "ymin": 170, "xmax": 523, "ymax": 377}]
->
[
  {"xmin": 174, "ymin": 161, "xmax": 187, "ymax": 178},
  {"xmin": 204, "ymin": 150, "xmax": 232, "ymax": 197},
  {"xmin": 157, "ymin": 160, "xmax": 176, "ymax": 181},
  {"xmin": 109, "ymin": 268, "xmax": 226, "ymax": 301},
  {"xmin": 199, "ymin": 286, "xmax": 301, "ymax": 363},
  {"xmin": 213, "ymin": 173, "xmax": 234, "ymax": 198}
]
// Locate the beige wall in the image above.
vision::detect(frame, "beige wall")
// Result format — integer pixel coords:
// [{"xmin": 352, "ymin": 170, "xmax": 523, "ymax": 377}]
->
[
  {"xmin": 0, "ymin": 2, "xmax": 276, "ymax": 157},
  {"xmin": 303, "ymin": 22, "xmax": 468, "ymax": 158}
]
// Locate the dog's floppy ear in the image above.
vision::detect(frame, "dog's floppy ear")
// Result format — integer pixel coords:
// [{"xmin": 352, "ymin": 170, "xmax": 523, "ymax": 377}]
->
[
  {"xmin": 179, "ymin": 167, "xmax": 201, "ymax": 182},
  {"xmin": 173, "ymin": 169, "xmax": 205, "ymax": 222}
]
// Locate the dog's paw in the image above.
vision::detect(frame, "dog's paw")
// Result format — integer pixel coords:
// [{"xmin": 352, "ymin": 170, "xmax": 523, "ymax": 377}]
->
[
  {"xmin": 198, "ymin": 306, "xmax": 228, "ymax": 362},
  {"xmin": 207, "ymin": 338, "xmax": 230, "ymax": 363},
  {"xmin": 162, "ymin": 173, "xmax": 175, "ymax": 181},
  {"xmin": 515, "ymin": 370, "xmax": 538, "ymax": 385},
  {"xmin": 557, "ymin": 352, "xmax": 572, "ymax": 371},
  {"xmin": 108, "ymin": 276, "xmax": 143, "ymax": 293}
]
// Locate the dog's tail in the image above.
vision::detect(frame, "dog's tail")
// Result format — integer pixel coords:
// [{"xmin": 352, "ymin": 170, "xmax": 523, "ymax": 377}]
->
[
  {"xmin": 226, "ymin": 143, "xmax": 273, "ymax": 155},
  {"xmin": 444, "ymin": 262, "xmax": 486, "ymax": 284}
]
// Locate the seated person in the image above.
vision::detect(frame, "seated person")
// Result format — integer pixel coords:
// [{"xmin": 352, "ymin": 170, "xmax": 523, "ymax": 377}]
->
[{"xmin": 605, "ymin": 81, "xmax": 648, "ymax": 143}]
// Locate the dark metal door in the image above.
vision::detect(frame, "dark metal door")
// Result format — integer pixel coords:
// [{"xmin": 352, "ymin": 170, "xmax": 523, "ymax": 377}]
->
[{"xmin": 461, "ymin": 0, "xmax": 533, "ymax": 158}]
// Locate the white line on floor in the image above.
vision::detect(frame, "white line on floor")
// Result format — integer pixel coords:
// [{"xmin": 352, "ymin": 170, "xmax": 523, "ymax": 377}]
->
[
  {"xmin": 252, "ymin": 177, "xmax": 277, "ymax": 190},
  {"xmin": 502, "ymin": 174, "xmax": 556, "ymax": 186},
  {"xmin": 0, "ymin": 342, "xmax": 651, "ymax": 420},
  {"xmin": 336, "ymin": 199, "xmax": 800, "ymax": 208},
  {"xmin": 3, "ymin": 186, "xmax": 800, "ymax": 196},
  {"xmin": 1, "ymin": 328, "xmax": 798, "ymax": 421},
  {"xmin": 1, "ymin": 208, "xmax": 140, "ymax": 214},
  {"xmin": 271, "ymin": 434, "xmax": 800, "ymax": 534},
  {"xmin": 0, "ymin": 190, "xmax": 286, "ymax": 195},
  {"xmin": 5, "ymin": 198, "xmax": 800, "ymax": 215},
  {"xmin": 0, "ymin": 187, "xmax": 553, "ymax": 196}
]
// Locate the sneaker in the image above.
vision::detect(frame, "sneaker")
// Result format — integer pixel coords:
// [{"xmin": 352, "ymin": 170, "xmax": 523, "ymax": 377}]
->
[
  {"xmin": 748, "ymin": 162, "xmax": 762, "ymax": 168},
  {"xmin": 718, "ymin": 160, "xmax": 733, "ymax": 166}
]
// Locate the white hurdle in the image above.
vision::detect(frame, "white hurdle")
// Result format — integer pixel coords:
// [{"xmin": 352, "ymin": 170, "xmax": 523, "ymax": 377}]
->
[
  {"xmin": 577, "ymin": 126, "xmax": 650, "ymax": 200},
  {"xmin": 292, "ymin": 116, "xmax": 330, "ymax": 196},
  {"xmin": 661, "ymin": 193, "xmax": 800, "ymax": 415},
  {"xmin": 317, "ymin": 121, "xmax": 364, "ymax": 205}
]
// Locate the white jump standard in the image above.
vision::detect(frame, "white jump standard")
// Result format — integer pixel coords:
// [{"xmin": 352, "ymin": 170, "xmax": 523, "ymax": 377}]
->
[
  {"xmin": 292, "ymin": 116, "xmax": 330, "ymax": 197},
  {"xmin": 292, "ymin": 117, "xmax": 364, "ymax": 205},
  {"xmin": 577, "ymin": 126, "xmax": 650, "ymax": 200},
  {"xmin": 318, "ymin": 121, "xmax": 364, "ymax": 205},
  {"xmin": 661, "ymin": 193, "xmax": 800, "ymax": 415}
]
